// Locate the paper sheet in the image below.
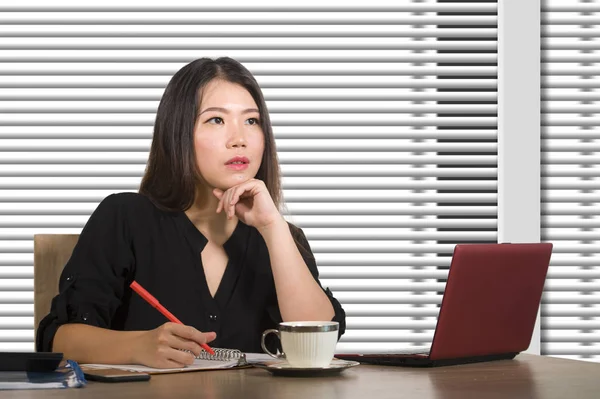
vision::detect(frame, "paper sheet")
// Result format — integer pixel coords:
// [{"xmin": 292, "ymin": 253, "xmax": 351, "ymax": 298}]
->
[
  {"xmin": 82, "ymin": 352, "xmax": 277, "ymax": 374},
  {"xmin": 244, "ymin": 353, "xmax": 278, "ymax": 364},
  {"xmin": 82, "ymin": 358, "xmax": 241, "ymax": 374}
]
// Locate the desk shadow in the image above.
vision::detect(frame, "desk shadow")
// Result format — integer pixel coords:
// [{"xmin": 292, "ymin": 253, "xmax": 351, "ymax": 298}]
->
[
  {"xmin": 257, "ymin": 370, "xmax": 353, "ymax": 399},
  {"xmin": 150, "ymin": 369, "xmax": 248, "ymax": 399},
  {"xmin": 427, "ymin": 360, "xmax": 538, "ymax": 399},
  {"xmin": 152, "ymin": 368, "xmax": 350, "ymax": 399}
]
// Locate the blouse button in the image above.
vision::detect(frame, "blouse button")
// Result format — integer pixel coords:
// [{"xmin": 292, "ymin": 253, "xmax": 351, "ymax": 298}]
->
[
  {"xmin": 81, "ymin": 312, "xmax": 90, "ymax": 322},
  {"xmin": 65, "ymin": 275, "xmax": 73, "ymax": 282},
  {"xmin": 209, "ymin": 314, "xmax": 218, "ymax": 322}
]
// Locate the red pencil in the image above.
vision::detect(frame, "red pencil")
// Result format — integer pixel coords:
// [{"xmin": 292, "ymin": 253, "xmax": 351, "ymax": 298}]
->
[{"xmin": 130, "ymin": 280, "xmax": 215, "ymax": 355}]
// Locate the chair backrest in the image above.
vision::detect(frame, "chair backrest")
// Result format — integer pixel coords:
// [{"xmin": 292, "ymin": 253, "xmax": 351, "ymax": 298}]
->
[{"xmin": 33, "ymin": 234, "xmax": 79, "ymax": 335}]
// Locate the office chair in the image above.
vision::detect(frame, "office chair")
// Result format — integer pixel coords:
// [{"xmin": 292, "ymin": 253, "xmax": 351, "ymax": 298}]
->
[{"xmin": 33, "ymin": 234, "xmax": 79, "ymax": 336}]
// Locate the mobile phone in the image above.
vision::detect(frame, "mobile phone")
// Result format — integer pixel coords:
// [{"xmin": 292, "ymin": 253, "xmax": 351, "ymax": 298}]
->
[{"xmin": 82, "ymin": 367, "xmax": 151, "ymax": 383}]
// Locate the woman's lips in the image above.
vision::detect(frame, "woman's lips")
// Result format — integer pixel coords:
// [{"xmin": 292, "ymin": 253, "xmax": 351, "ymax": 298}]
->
[
  {"xmin": 225, "ymin": 156, "xmax": 249, "ymax": 171},
  {"xmin": 226, "ymin": 163, "xmax": 249, "ymax": 171}
]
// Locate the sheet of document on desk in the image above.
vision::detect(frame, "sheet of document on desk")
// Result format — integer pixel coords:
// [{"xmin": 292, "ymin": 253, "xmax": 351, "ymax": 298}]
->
[
  {"xmin": 81, "ymin": 358, "xmax": 241, "ymax": 374},
  {"xmin": 244, "ymin": 353, "xmax": 277, "ymax": 364}
]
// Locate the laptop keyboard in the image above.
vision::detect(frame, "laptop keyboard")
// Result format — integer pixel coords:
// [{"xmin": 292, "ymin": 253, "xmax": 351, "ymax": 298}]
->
[
  {"xmin": 341, "ymin": 346, "xmax": 431, "ymax": 357},
  {"xmin": 398, "ymin": 347, "xmax": 431, "ymax": 355},
  {"xmin": 361, "ymin": 347, "xmax": 430, "ymax": 356}
]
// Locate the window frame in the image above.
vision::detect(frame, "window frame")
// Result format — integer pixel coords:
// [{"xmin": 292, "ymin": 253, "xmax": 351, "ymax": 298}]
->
[{"xmin": 498, "ymin": 0, "xmax": 542, "ymax": 354}]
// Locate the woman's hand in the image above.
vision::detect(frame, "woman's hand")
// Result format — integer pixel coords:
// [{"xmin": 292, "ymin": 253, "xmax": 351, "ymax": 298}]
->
[
  {"xmin": 213, "ymin": 179, "xmax": 282, "ymax": 230},
  {"xmin": 132, "ymin": 322, "xmax": 216, "ymax": 368}
]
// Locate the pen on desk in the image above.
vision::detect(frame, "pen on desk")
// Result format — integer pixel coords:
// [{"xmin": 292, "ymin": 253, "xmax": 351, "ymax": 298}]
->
[{"xmin": 129, "ymin": 280, "xmax": 215, "ymax": 355}]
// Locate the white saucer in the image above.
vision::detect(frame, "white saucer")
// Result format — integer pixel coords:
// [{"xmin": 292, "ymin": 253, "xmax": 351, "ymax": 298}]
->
[{"xmin": 255, "ymin": 359, "xmax": 359, "ymax": 377}]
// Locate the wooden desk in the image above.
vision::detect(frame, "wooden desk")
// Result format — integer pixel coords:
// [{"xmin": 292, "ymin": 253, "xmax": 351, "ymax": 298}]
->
[{"xmin": 8, "ymin": 354, "xmax": 600, "ymax": 399}]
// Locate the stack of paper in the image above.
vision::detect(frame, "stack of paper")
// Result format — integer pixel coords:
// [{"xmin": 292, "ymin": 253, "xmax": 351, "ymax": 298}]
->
[{"xmin": 82, "ymin": 353, "xmax": 275, "ymax": 374}]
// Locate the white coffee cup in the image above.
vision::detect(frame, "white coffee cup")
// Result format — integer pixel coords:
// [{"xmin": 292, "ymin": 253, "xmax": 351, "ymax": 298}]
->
[{"xmin": 261, "ymin": 321, "xmax": 339, "ymax": 368}]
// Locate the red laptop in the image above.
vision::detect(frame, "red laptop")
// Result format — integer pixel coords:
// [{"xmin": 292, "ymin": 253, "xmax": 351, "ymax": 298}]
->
[{"xmin": 336, "ymin": 243, "xmax": 553, "ymax": 367}]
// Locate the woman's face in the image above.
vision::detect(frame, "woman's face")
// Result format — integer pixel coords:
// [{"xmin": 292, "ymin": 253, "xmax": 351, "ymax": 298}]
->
[{"xmin": 193, "ymin": 78, "xmax": 265, "ymax": 191}]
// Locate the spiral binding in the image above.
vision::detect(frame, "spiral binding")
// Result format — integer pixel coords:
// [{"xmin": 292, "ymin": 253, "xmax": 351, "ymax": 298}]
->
[{"xmin": 196, "ymin": 348, "xmax": 248, "ymax": 364}]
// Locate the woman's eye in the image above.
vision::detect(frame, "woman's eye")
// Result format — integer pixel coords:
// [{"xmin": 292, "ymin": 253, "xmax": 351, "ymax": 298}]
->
[
  {"xmin": 246, "ymin": 118, "xmax": 260, "ymax": 125},
  {"xmin": 207, "ymin": 117, "xmax": 224, "ymax": 124}
]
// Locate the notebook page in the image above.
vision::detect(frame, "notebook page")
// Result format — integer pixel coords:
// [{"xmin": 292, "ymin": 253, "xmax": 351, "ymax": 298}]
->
[
  {"xmin": 82, "ymin": 358, "xmax": 241, "ymax": 374},
  {"xmin": 244, "ymin": 353, "xmax": 278, "ymax": 364}
]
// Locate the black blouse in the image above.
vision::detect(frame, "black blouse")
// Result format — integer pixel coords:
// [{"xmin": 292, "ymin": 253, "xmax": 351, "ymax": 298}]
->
[{"xmin": 36, "ymin": 193, "xmax": 346, "ymax": 354}]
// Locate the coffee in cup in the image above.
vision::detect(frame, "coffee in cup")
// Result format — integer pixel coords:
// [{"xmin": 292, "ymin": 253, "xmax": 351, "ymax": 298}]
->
[{"xmin": 261, "ymin": 321, "xmax": 339, "ymax": 368}]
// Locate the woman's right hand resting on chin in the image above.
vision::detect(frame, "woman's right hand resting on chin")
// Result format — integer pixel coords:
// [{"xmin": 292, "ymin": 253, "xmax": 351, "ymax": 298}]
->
[
  {"xmin": 133, "ymin": 322, "xmax": 217, "ymax": 368},
  {"xmin": 52, "ymin": 322, "xmax": 216, "ymax": 368}
]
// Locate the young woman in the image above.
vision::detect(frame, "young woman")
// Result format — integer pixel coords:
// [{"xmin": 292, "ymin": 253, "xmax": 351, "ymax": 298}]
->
[{"xmin": 36, "ymin": 57, "xmax": 346, "ymax": 369}]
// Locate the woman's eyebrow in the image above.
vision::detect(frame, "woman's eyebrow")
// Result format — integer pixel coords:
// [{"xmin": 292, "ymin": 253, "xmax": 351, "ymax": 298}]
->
[
  {"xmin": 198, "ymin": 107, "xmax": 259, "ymax": 115},
  {"xmin": 199, "ymin": 106, "xmax": 228, "ymax": 115}
]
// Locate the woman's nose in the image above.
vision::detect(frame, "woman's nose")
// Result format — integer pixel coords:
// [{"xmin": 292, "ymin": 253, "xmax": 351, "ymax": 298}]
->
[{"xmin": 227, "ymin": 127, "xmax": 247, "ymax": 148}]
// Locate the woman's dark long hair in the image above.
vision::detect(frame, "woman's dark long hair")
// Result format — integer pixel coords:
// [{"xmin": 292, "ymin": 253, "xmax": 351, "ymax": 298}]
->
[{"xmin": 139, "ymin": 57, "xmax": 281, "ymax": 212}]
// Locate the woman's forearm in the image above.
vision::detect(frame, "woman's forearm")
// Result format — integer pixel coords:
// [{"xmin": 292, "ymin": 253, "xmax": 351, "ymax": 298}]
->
[
  {"xmin": 53, "ymin": 323, "xmax": 143, "ymax": 364},
  {"xmin": 259, "ymin": 218, "xmax": 335, "ymax": 322}
]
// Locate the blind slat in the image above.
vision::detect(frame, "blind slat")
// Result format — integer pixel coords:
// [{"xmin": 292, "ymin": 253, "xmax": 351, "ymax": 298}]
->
[
  {"xmin": 0, "ymin": 165, "xmax": 497, "ymax": 178},
  {"xmin": 0, "ymin": 192, "xmax": 498, "ymax": 203},
  {"xmin": 0, "ymin": 177, "xmax": 499, "ymax": 190},
  {"xmin": 540, "ymin": 348, "xmax": 600, "ymax": 355},
  {"xmin": 0, "ymin": 102, "xmax": 499, "ymax": 114},
  {"xmin": 0, "ymin": 218, "xmax": 497, "ymax": 238},
  {"xmin": 0, "ymin": 63, "xmax": 498, "ymax": 75},
  {"xmin": 0, "ymin": 76, "xmax": 498, "ymax": 89},
  {"xmin": 0, "ymin": 37, "xmax": 497, "ymax": 50},
  {"xmin": 0, "ymin": 25, "xmax": 498, "ymax": 38},
  {"xmin": 0, "ymin": 127, "xmax": 498, "ymax": 140},
  {"xmin": 0, "ymin": 154, "xmax": 498, "ymax": 165},
  {"xmin": 0, "ymin": 4, "xmax": 498, "ymax": 12},
  {"xmin": 0, "ymin": 115, "xmax": 499, "ymax": 127},
  {"xmin": 0, "ymin": 88, "xmax": 499, "ymax": 102},
  {"xmin": 0, "ymin": 293, "xmax": 32, "ymax": 304},
  {"xmin": 0, "ymin": 13, "xmax": 498, "ymax": 25},
  {"xmin": 0, "ymin": 204, "xmax": 498, "ymax": 218},
  {"xmin": 0, "ymin": 140, "xmax": 499, "ymax": 152},
  {"xmin": 0, "ymin": 317, "xmax": 32, "ymax": 329},
  {"xmin": 0, "ymin": 267, "xmax": 32, "ymax": 278}
]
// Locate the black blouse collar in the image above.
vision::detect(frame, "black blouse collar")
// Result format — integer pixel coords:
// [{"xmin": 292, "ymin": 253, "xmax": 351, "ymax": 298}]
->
[
  {"xmin": 174, "ymin": 212, "xmax": 251, "ymax": 308},
  {"xmin": 174, "ymin": 211, "xmax": 208, "ymax": 254},
  {"xmin": 223, "ymin": 220, "xmax": 250, "ymax": 257},
  {"xmin": 174, "ymin": 211, "xmax": 250, "ymax": 257}
]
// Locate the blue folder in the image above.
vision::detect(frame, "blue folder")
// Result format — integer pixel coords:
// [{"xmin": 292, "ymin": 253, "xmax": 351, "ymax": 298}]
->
[{"xmin": 0, "ymin": 359, "xmax": 86, "ymax": 390}]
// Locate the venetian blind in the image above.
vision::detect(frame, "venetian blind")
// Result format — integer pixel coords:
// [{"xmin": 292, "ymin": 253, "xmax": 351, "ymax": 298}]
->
[
  {"xmin": 0, "ymin": 0, "xmax": 498, "ymax": 353},
  {"xmin": 541, "ymin": 0, "xmax": 600, "ymax": 362}
]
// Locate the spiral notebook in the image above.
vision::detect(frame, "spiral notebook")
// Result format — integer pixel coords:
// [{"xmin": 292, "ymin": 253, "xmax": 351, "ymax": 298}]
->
[{"xmin": 82, "ymin": 348, "xmax": 251, "ymax": 375}]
